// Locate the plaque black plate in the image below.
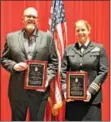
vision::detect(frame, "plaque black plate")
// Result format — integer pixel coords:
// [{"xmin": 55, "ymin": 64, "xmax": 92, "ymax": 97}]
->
[
  {"xmin": 66, "ymin": 71, "xmax": 88, "ymax": 100},
  {"xmin": 24, "ymin": 60, "xmax": 47, "ymax": 90}
]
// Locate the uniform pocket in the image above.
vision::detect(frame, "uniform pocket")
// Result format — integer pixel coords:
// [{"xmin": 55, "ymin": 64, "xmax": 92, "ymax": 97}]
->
[{"xmin": 90, "ymin": 52, "xmax": 99, "ymax": 57}]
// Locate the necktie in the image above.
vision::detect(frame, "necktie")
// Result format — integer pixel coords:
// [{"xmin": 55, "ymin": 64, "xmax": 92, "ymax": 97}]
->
[{"xmin": 81, "ymin": 45, "xmax": 85, "ymax": 53}]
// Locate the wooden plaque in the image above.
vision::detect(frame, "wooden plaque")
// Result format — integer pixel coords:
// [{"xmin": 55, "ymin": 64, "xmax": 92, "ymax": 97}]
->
[
  {"xmin": 24, "ymin": 60, "xmax": 47, "ymax": 90},
  {"xmin": 66, "ymin": 71, "xmax": 88, "ymax": 100}
]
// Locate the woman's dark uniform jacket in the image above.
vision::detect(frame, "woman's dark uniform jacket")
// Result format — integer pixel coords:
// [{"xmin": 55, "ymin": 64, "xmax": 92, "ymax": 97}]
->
[
  {"xmin": 1, "ymin": 29, "xmax": 58, "ymax": 120},
  {"xmin": 61, "ymin": 41, "xmax": 108, "ymax": 104}
]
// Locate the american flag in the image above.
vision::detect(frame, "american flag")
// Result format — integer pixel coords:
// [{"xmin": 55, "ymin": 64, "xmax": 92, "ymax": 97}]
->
[
  {"xmin": 49, "ymin": 0, "xmax": 67, "ymax": 56},
  {"xmin": 48, "ymin": 0, "xmax": 67, "ymax": 120}
]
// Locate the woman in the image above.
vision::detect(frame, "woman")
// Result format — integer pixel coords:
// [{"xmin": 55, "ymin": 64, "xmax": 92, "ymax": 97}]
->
[{"xmin": 61, "ymin": 20, "xmax": 108, "ymax": 121}]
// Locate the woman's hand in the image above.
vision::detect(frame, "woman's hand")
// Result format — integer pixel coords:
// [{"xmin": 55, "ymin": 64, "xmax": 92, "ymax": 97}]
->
[
  {"xmin": 83, "ymin": 90, "xmax": 92, "ymax": 102},
  {"xmin": 66, "ymin": 99, "xmax": 74, "ymax": 102}
]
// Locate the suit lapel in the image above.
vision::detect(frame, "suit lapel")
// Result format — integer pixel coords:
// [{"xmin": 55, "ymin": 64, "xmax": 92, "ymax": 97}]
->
[
  {"xmin": 72, "ymin": 43, "xmax": 83, "ymax": 56},
  {"xmin": 18, "ymin": 31, "xmax": 28, "ymax": 59}
]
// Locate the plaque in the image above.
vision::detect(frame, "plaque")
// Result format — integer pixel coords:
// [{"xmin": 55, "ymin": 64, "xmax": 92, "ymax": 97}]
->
[
  {"xmin": 66, "ymin": 71, "xmax": 88, "ymax": 100},
  {"xmin": 24, "ymin": 60, "xmax": 47, "ymax": 90}
]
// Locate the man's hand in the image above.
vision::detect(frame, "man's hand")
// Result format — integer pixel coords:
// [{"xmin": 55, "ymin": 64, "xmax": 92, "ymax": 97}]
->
[
  {"xmin": 36, "ymin": 89, "xmax": 45, "ymax": 92},
  {"xmin": 36, "ymin": 80, "xmax": 49, "ymax": 92},
  {"xmin": 13, "ymin": 62, "xmax": 28, "ymax": 71},
  {"xmin": 84, "ymin": 90, "xmax": 92, "ymax": 102}
]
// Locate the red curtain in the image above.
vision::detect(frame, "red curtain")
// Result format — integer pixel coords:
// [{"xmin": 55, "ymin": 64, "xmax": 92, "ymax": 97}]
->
[{"xmin": 1, "ymin": 1, "xmax": 110, "ymax": 121}]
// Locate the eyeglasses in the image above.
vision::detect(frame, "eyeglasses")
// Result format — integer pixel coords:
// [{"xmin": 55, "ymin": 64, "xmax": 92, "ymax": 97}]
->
[{"xmin": 24, "ymin": 15, "xmax": 37, "ymax": 19}]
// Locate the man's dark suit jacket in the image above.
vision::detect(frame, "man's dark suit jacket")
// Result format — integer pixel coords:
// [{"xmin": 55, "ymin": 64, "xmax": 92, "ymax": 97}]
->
[
  {"xmin": 1, "ymin": 29, "xmax": 58, "ymax": 107},
  {"xmin": 61, "ymin": 41, "xmax": 108, "ymax": 104}
]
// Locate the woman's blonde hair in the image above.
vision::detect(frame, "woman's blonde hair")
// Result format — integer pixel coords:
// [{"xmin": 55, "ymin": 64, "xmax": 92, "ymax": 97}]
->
[{"xmin": 75, "ymin": 20, "xmax": 91, "ymax": 31}]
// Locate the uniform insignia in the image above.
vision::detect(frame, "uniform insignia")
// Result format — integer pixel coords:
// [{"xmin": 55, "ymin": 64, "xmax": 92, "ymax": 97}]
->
[
  {"xmin": 90, "ymin": 82, "xmax": 100, "ymax": 92},
  {"xmin": 91, "ymin": 47, "xmax": 100, "ymax": 52}
]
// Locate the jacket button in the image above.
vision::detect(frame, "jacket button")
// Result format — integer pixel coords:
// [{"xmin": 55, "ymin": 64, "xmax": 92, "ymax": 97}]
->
[{"xmin": 80, "ymin": 63, "xmax": 82, "ymax": 66}]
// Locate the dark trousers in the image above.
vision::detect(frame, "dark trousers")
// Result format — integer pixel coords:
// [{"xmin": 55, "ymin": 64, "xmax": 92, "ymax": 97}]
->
[
  {"xmin": 9, "ymin": 90, "xmax": 48, "ymax": 121},
  {"xmin": 66, "ymin": 101, "xmax": 101, "ymax": 121}
]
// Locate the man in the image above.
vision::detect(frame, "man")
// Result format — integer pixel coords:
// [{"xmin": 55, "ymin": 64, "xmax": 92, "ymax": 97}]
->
[{"xmin": 1, "ymin": 7, "xmax": 58, "ymax": 121}]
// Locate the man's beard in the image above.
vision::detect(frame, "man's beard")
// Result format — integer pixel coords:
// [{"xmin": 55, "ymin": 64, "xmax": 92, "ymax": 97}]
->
[{"xmin": 25, "ymin": 24, "xmax": 35, "ymax": 33}]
